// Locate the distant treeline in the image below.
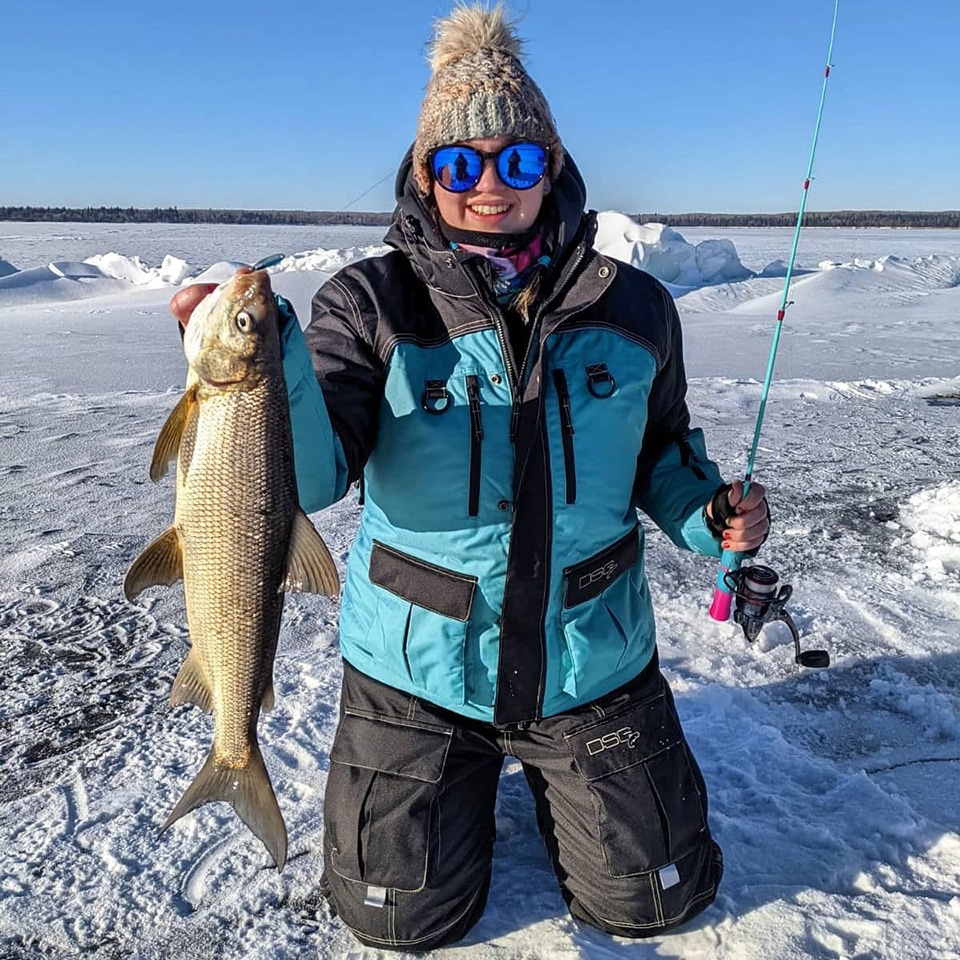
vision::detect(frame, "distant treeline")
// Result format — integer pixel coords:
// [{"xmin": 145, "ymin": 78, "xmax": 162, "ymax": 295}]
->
[
  {"xmin": 2, "ymin": 206, "xmax": 959, "ymax": 229},
  {"xmin": 0, "ymin": 206, "xmax": 392, "ymax": 226},
  {"xmin": 636, "ymin": 210, "xmax": 960, "ymax": 228}
]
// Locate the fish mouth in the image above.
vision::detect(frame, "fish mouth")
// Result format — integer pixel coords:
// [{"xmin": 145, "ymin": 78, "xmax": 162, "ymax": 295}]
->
[{"xmin": 203, "ymin": 376, "xmax": 245, "ymax": 388}]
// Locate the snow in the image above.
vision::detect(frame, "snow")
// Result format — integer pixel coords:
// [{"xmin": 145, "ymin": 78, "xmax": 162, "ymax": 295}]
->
[
  {"xmin": 1, "ymin": 217, "xmax": 959, "ymax": 959},
  {"xmin": 594, "ymin": 213, "xmax": 753, "ymax": 286}
]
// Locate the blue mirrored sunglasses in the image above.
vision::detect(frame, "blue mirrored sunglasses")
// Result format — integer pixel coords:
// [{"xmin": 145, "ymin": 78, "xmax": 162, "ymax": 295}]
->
[{"xmin": 431, "ymin": 142, "xmax": 548, "ymax": 193}]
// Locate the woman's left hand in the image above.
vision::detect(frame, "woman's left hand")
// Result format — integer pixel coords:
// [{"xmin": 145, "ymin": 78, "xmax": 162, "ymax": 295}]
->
[{"xmin": 706, "ymin": 480, "xmax": 770, "ymax": 553}]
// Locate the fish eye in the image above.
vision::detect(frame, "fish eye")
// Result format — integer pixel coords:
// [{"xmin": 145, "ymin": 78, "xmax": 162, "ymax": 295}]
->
[{"xmin": 235, "ymin": 311, "xmax": 253, "ymax": 332}]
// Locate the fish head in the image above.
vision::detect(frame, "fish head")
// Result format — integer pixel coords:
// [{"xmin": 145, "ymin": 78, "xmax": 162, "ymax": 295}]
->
[{"xmin": 183, "ymin": 269, "xmax": 281, "ymax": 389}]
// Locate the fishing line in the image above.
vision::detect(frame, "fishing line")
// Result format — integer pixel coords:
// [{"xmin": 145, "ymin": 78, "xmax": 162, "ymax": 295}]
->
[
  {"xmin": 708, "ymin": 0, "xmax": 840, "ymax": 668},
  {"xmin": 317, "ymin": 169, "xmax": 398, "ymax": 225}
]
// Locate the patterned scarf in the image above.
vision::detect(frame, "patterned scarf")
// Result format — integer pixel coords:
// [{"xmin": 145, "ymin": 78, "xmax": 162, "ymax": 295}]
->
[{"xmin": 452, "ymin": 230, "xmax": 551, "ymax": 304}]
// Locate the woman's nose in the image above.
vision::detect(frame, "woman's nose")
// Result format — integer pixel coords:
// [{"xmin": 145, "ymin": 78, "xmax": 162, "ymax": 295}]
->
[{"xmin": 474, "ymin": 156, "xmax": 503, "ymax": 190}]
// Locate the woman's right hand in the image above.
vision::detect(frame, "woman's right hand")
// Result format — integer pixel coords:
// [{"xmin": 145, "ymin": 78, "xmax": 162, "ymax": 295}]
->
[
  {"xmin": 170, "ymin": 266, "xmax": 260, "ymax": 333},
  {"xmin": 169, "ymin": 282, "xmax": 218, "ymax": 334}
]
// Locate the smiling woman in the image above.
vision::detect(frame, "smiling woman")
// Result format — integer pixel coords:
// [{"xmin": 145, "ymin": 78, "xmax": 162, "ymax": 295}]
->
[
  {"xmin": 262, "ymin": 1, "xmax": 763, "ymax": 951},
  {"xmin": 4, "ymin": 200, "xmax": 960, "ymax": 960}
]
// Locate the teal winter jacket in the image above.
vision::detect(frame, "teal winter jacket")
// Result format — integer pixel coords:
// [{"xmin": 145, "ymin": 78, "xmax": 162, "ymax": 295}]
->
[{"xmin": 282, "ymin": 149, "xmax": 725, "ymax": 724}]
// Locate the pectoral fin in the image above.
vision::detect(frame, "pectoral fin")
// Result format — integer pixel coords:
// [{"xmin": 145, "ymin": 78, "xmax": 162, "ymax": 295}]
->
[
  {"xmin": 150, "ymin": 383, "xmax": 198, "ymax": 482},
  {"xmin": 124, "ymin": 527, "xmax": 183, "ymax": 600},
  {"xmin": 280, "ymin": 510, "xmax": 340, "ymax": 597}
]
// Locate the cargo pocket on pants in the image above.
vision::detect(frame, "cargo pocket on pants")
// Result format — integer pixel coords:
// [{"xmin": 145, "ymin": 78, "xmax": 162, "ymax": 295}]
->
[
  {"xmin": 325, "ymin": 710, "xmax": 453, "ymax": 892},
  {"xmin": 564, "ymin": 688, "xmax": 709, "ymax": 879}
]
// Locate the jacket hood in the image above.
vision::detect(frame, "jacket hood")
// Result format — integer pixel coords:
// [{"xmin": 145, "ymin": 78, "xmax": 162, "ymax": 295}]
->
[{"xmin": 384, "ymin": 143, "xmax": 589, "ymax": 290}]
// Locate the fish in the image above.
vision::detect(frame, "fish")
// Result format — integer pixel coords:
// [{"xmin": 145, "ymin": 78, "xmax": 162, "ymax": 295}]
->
[{"xmin": 124, "ymin": 269, "xmax": 339, "ymax": 870}]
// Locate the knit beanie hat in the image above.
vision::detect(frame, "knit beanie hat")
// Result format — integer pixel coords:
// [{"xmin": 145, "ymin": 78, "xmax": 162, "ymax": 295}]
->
[{"xmin": 412, "ymin": 2, "xmax": 564, "ymax": 196}]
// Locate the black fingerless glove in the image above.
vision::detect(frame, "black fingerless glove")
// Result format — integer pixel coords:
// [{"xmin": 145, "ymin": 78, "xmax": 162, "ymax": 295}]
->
[
  {"xmin": 705, "ymin": 483, "xmax": 735, "ymax": 538},
  {"xmin": 706, "ymin": 483, "xmax": 772, "ymax": 555}
]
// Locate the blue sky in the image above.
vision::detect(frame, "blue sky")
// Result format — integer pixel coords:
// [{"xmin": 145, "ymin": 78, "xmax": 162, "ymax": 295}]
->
[{"xmin": 1, "ymin": 0, "xmax": 957, "ymax": 213}]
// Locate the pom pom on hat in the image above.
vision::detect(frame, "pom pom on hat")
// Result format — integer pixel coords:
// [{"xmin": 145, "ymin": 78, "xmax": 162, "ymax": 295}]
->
[{"xmin": 413, "ymin": 2, "xmax": 563, "ymax": 196}]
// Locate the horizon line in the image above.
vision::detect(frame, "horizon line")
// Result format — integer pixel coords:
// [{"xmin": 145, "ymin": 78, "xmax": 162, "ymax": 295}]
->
[{"xmin": 3, "ymin": 205, "xmax": 960, "ymax": 217}]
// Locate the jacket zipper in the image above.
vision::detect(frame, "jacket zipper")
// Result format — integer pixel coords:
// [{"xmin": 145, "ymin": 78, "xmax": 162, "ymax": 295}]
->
[
  {"xmin": 465, "ymin": 375, "xmax": 484, "ymax": 516},
  {"xmin": 462, "ymin": 244, "xmax": 588, "ymax": 448},
  {"xmin": 462, "ymin": 241, "xmax": 585, "ymax": 391},
  {"xmin": 551, "ymin": 369, "xmax": 576, "ymax": 503},
  {"xmin": 458, "ymin": 260, "xmax": 523, "ymax": 445},
  {"xmin": 509, "ymin": 244, "xmax": 589, "ymax": 441},
  {"xmin": 463, "ymin": 259, "xmax": 520, "ymax": 387}
]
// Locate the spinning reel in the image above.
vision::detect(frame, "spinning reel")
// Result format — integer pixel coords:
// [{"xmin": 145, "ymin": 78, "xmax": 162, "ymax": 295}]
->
[{"xmin": 722, "ymin": 565, "xmax": 829, "ymax": 668}]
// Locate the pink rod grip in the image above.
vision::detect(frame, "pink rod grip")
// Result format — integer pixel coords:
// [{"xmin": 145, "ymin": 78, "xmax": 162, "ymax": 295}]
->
[{"xmin": 709, "ymin": 588, "xmax": 734, "ymax": 622}]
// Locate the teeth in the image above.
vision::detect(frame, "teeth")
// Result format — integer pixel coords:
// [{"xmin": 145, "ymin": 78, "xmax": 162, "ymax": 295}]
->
[{"xmin": 470, "ymin": 204, "xmax": 510, "ymax": 215}]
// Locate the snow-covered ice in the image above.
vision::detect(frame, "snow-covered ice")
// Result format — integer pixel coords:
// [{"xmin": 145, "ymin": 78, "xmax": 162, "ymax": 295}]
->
[{"xmin": 1, "ymin": 217, "xmax": 958, "ymax": 959}]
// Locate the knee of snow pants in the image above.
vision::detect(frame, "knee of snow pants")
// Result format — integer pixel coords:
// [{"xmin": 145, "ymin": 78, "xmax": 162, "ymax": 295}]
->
[
  {"xmin": 321, "ymin": 661, "xmax": 501, "ymax": 950},
  {"xmin": 522, "ymin": 657, "xmax": 724, "ymax": 938}
]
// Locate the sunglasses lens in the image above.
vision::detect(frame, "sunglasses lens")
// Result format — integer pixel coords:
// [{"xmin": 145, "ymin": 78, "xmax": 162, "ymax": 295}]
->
[
  {"xmin": 431, "ymin": 142, "xmax": 549, "ymax": 192},
  {"xmin": 497, "ymin": 143, "xmax": 548, "ymax": 189},
  {"xmin": 432, "ymin": 146, "xmax": 483, "ymax": 192}
]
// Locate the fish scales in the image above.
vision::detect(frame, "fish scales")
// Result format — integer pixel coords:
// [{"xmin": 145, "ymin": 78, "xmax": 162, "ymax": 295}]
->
[{"xmin": 178, "ymin": 379, "xmax": 293, "ymax": 770}]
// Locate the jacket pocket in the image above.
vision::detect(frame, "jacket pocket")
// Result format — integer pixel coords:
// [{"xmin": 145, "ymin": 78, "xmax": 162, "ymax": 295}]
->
[
  {"xmin": 563, "ymin": 686, "xmax": 710, "ymax": 878},
  {"xmin": 559, "ymin": 526, "xmax": 644, "ymax": 697},
  {"xmin": 326, "ymin": 710, "xmax": 453, "ymax": 891},
  {"xmin": 562, "ymin": 525, "xmax": 638, "ymax": 608},
  {"xmin": 370, "ymin": 540, "xmax": 476, "ymax": 621},
  {"xmin": 368, "ymin": 541, "xmax": 478, "ymax": 704}
]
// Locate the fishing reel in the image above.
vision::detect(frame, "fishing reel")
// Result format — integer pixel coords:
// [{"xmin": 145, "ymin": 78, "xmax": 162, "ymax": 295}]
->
[{"xmin": 723, "ymin": 565, "xmax": 829, "ymax": 668}]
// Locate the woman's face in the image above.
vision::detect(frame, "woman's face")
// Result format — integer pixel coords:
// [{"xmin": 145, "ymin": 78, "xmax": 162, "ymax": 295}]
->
[{"xmin": 431, "ymin": 136, "xmax": 550, "ymax": 234}]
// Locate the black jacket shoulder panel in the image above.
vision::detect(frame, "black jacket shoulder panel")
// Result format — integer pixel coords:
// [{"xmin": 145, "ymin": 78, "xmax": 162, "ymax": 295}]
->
[
  {"xmin": 313, "ymin": 250, "xmax": 487, "ymax": 365},
  {"xmin": 559, "ymin": 250, "xmax": 679, "ymax": 374}
]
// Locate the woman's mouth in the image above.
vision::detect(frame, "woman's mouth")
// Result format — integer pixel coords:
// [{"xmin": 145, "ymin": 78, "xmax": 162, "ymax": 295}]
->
[{"xmin": 468, "ymin": 203, "xmax": 511, "ymax": 218}]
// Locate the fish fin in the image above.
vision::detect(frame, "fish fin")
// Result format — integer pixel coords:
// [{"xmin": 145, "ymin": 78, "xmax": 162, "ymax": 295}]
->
[
  {"xmin": 261, "ymin": 680, "xmax": 275, "ymax": 713},
  {"xmin": 161, "ymin": 743, "xmax": 288, "ymax": 871},
  {"xmin": 123, "ymin": 527, "xmax": 183, "ymax": 600},
  {"xmin": 170, "ymin": 648, "xmax": 213, "ymax": 713},
  {"xmin": 150, "ymin": 383, "xmax": 198, "ymax": 482},
  {"xmin": 280, "ymin": 510, "xmax": 340, "ymax": 597}
]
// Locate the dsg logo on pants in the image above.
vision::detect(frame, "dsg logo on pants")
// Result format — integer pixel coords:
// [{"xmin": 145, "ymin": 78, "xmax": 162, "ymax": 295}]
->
[{"xmin": 585, "ymin": 726, "xmax": 642, "ymax": 756}]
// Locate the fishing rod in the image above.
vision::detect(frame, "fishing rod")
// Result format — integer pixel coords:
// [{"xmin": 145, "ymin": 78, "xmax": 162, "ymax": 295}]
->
[{"xmin": 708, "ymin": 0, "xmax": 840, "ymax": 668}]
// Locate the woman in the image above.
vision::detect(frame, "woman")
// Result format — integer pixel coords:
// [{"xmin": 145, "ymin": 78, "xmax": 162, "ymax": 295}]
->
[{"xmin": 176, "ymin": 3, "xmax": 768, "ymax": 951}]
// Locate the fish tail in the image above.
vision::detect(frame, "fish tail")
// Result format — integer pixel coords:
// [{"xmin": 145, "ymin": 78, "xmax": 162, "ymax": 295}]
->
[{"xmin": 161, "ymin": 743, "xmax": 288, "ymax": 871}]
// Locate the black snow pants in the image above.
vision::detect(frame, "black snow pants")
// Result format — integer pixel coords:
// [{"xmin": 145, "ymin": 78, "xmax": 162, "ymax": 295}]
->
[{"xmin": 321, "ymin": 652, "xmax": 722, "ymax": 951}]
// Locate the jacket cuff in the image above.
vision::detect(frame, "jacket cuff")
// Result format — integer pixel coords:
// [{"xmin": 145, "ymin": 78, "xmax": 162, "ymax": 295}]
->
[{"xmin": 681, "ymin": 507, "xmax": 725, "ymax": 558}]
